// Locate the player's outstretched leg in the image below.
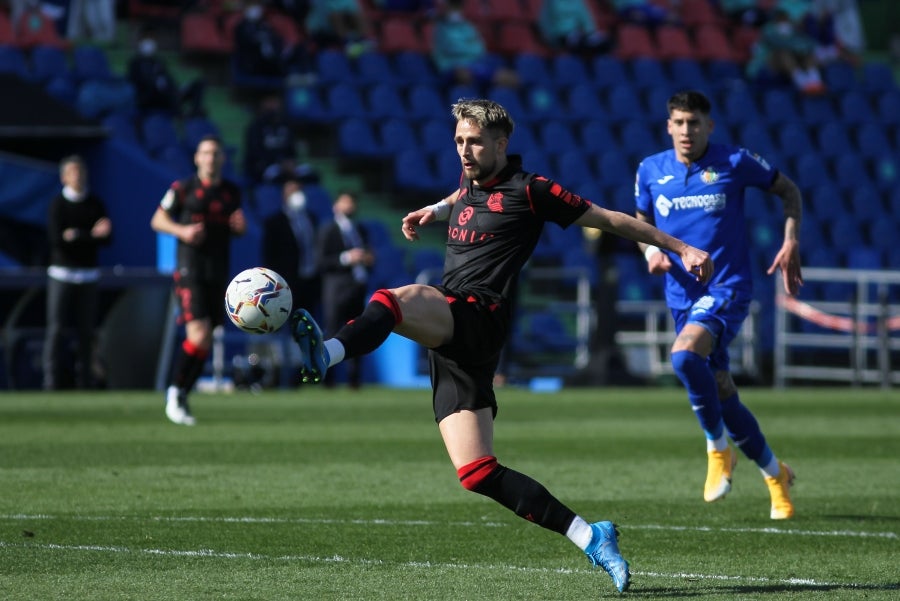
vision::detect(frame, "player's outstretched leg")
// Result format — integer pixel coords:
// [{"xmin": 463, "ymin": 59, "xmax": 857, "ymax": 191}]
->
[
  {"xmin": 290, "ymin": 308, "xmax": 330, "ymax": 384},
  {"xmin": 584, "ymin": 521, "xmax": 631, "ymax": 592}
]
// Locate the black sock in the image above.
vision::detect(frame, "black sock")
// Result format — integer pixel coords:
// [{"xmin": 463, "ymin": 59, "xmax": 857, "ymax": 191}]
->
[
  {"xmin": 473, "ymin": 463, "xmax": 576, "ymax": 535},
  {"xmin": 335, "ymin": 301, "xmax": 397, "ymax": 359}
]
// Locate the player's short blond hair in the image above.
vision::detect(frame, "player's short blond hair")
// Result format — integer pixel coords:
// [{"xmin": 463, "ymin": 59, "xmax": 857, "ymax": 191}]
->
[{"xmin": 451, "ymin": 99, "xmax": 515, "ymax": 139}]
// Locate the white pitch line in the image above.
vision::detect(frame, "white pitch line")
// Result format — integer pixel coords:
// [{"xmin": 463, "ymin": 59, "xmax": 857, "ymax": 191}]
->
[
  {"xmin": 1, "ymin": 513, "xmax": 896, "ymax": 540},
  {"xmin": 0, "ymin": 540, "xmax": 885, "ymax": 591}
]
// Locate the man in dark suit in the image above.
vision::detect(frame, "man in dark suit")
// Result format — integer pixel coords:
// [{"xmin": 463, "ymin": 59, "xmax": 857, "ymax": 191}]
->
[
  {"xmin": 262, "ymin": 177, "xmax": 321, "ymax": 319},
  {"xmin": 317, "ymin": 190, "xmax": 374, "ymax": 388}
]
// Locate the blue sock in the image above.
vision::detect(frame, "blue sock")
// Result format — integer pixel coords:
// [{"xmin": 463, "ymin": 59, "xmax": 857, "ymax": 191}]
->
[
  {"xmin": 720, "ymin": 392, "xmax": 773, "ymax": 467},
  {"xmin": 671, "ymin": 350, "xmax": 724, "ymax": 440}
]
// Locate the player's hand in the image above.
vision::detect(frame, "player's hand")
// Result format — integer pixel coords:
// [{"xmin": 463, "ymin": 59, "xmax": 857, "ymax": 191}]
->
[
  {"xmin": 91, "ymin": 217, "xmax": 111, "ymax": 239},
  {"xmin": 401, "ymin": 207, "xmax": 435, "ymax": 241},
  {"xmin": 679, "ymin": 246, "xmax": 714, "ymax": 284},
  {"xmin": 767, "ymin": 238, "xmax": 803, "ymax": 296},
  {"xmin": 647, "ymin": 251, "xmax": 672, "ymax": 276},
  {"xmin": 180, "ymin": 222, "xmax": 205, "ymax": 245},
  {"xmin": 229, "ymin": 210, "xmax": 247, "ymax": 235}
]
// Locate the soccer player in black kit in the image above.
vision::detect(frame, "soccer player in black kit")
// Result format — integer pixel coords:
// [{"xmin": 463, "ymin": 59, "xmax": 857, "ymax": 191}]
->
[
  {"xmin": 151, "ymin": 135, "xmax": 246, "ymax": 425},
  {"xmin": 290, "ymin": 99, "xmax": 714, "ymax": 592}
]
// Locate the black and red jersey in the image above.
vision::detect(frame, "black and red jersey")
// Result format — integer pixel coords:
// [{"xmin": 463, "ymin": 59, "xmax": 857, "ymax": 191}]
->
[
  {"xmin": 441, "ymin": 155, "xmax": 590, "ymax": 302},
  {"xmin": 160, "ymin": 175, "xmax": 242, "ymax": 283}
]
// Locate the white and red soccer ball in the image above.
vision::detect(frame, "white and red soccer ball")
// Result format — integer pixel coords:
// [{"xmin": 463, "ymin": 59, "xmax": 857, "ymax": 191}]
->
[{"xmin": 224, "ymin": 267, "xmax": 292, "ymax": 334}]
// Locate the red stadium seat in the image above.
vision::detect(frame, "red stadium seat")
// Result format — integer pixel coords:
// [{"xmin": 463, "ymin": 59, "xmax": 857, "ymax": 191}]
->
[
  {"xmin": 678, "ymin": 0, "xmax": 727, "ymax": 29},
  {"xmin": 692, "ymin": 25, "xmax": 737, "ymax": 62},
  {"xmin": 0, "ymin": 12, "xmax": 13, "ymax": 45},
  {"xmin": 614, "ymin": 24, "xmax": 657, "ymax": 60},
  {"xmin": 180, "ymin": 12, "xmax": 232, "ymax": 55},
  {"xmin": 495, "ymin": 22, "xmax": 549, "ymax": 57},
  {"xmin": 14, "ymin": 8, "xmax": 70, "ymax": 49},
  {"xmin": 655, "ymin": 25, "xmax": 695, "ymax": 60},
  {"xmin": 378, "ymin": 16, "xmax": 427, "ymax": 53}
]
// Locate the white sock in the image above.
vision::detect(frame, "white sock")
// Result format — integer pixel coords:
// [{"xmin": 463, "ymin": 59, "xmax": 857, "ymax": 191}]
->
[
  {"xmin": 759, "ymin": 456, "xmax": 780, "ymax": 478},
  {"xmin": 707, "ymin": 435, "xmax": 729, "ymax": 452},
  {"xmin": 324, "ymin": 339, "xmax": 345, "ymax": 367},
  {"xmin": 566, "ymin": 516, "xmax": 594, "ymax": 551}
]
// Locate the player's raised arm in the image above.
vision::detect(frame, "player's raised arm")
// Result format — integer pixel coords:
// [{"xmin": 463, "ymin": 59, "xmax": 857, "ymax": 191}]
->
[{"xmin": 401, "ymin": 189, "xmax": 463, "ymax": 241}]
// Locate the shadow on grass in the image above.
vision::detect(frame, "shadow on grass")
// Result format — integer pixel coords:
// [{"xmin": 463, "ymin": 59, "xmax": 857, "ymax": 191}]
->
[{"xmin": 627, "ymin": 582, "xmax": 900, "ymax": 597}]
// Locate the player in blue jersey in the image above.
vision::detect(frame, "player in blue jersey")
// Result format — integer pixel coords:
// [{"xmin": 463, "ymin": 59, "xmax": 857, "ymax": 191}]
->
[
  {"xmin": 290, "ymin": 98, "xmax": 715, "ymax": 593},
  {"xmin": 634, "ymin": 91, "xmax": 803, "ymax": 519}
]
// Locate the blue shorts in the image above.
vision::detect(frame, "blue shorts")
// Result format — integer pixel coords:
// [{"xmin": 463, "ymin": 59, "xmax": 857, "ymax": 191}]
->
[{"xmin": 671, "ymin": 289, "xmax": 751, "ymax": 373}]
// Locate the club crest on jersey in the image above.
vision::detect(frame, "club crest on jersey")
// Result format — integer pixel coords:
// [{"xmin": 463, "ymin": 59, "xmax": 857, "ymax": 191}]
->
[
  {"xmin": 487, "ymin": 192, "xmax": 504, "ymax": 212},
  {"xmin": 700, "ymin": 167, "xmax": 719, "ymax": 184},
  {"xmin": 458, "ymin": 205, "xmax": 474, "ymax": 226}
]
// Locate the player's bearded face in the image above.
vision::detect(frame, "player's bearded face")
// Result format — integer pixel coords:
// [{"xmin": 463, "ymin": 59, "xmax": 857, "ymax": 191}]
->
[
  {"xmin": 455, "ymin": 120, "xmax": 504, "ymax": 183},
  {"xmin": 194, "ymin": 141, "xmax": 225, "ymax": 179}
]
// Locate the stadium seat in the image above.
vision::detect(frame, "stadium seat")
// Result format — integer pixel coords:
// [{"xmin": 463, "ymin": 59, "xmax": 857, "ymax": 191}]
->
[
  {"xmin": 806, "ymin": 182, "xmax": 846, "ymax": 219},
  {"xmin": 822, "ymin": 61, "xmax": 857, "ymax": 95},
  {"xmin": 566, "ymin": 83, "xmax": 603, "ymax": 122},
  {"xmin": 629, "ymin": 57, "xmax": 668, "ymax": 91},
  {"xmin": 44, "ymin": 74, "xmax": 77, "ymax": 105},
  {"xmin": 798, "ymin": 94, "xmax": 838, "ymax": 127},
  {"xmin": 654, "ymin": 25, "xmax": 695, "ymax": 60},
  {"xmin": 692, "ymin": 25, "xmax": 737, "ymax": 62},
  {"xmin": 521, "ymin": 149, "xmax": 554, "ymax": 179},
  {"xmin": 355, "ymin": 51, "xmax": 398, "ymax": 87},
  {"xmin": 579, "ymin": 119, "xmax": 616, "ymax": 156},
  {"xmin": 0, "ymin": 45, "xmax": 29, "ymax": 79},
  {"xmin": 338, "ymin": 118, "xmax": 381, "ymax": 157},
  {"xmin": 875, "ymin": 89, "xmax": 900, "ymax": 127},
  {"xmin": 523, "ymin": 85, "xmax": 562, "ymax": 122},
  {"xmin": 513, "ymin": 53, "xmax": 551, "ymax": 87},
  {"xmin": 614, "ymin": 24, "xmax": 657, "ymax": 60},
  {"xmin": 838, "ymin": 90, "xmax": 876, "ymax": 126},
  {"xmin": 850, "ymin": 184, "xmax": 885, "ymax": 222},
  {"xmin": 101, "ymin": 111, "xmax": 139, "ymax": 143},
  {"xmin": 537, "ymin": 119, "xmax": 578, "ymax": 156},
  {"xmin": 0, "ymin": 11, "xmax": 13, "ymax": 45},
  {"xmin": 180, "ymin": 12, "xmax": 232, "ymax": 55},
  {"xmin": 730, "ymin": 25, "xmax": 759, "ymax": 62},
  {"xmin": 434, "ymin": 147, "xmax": 465, "ymax": 186},
  {"xmin": 326, "ymin": 82, "xmax": 368, "ymax": 119},
  {"xmin": 554, "ymin": 150, "xmax": 595, "ymax": 190},
  {"xmin": 14, "ymin": 8, "xmax": 69, "ymax": 49},
  {"xmin": 550, "ymin": 53, "xmax": 590, "ymax": 88},
  {"xmin": 833, "ymin": 153, "xmax": 872, "ymax": 192},
  {"xmin": 668, "ymin": 59, "xmax": 709, "ymax": 91},
  {"xmin": 776, "ymin": 122, "xmax": 815, "ymax": 162},
  {"xmin": 845, "ymin": 247, "xmax": 883, "ymax": 270},
  {"xmin": 869, "ymin": 217, "xmax": 898, "ymax": 253},
  {"xmin": 406, "ymin": 83, "xmax": 446, "ymax": 121},
  {"xmin": 284, "ymin": 84, "xmax": 327, "ymax": 122},
  {"xmin": 157, "ymin": 143, "xmax": 194, "ymax": 176},
  {"xmin": 31, "ymin": 45, "xmax": 69, "ymax": 83},
  {"xmin": 815, "ymin": 122, "xmax": 851, "ymax": 160},
  {"xmin": 720, "ymin": 88, "xmax": 760, "ymax": 127},
  {"xmin": 854, "ymin": 122, "xmax": 892, "ymax": 160},
  {"xmin": 736, "ymin": 122, "xmax": 776, "ymax": 157},
  {"xmin": 266, "ymin": 12, "xmax": 302, "ymax": 47},
  {"xmin": 140, "ymin": 112, "xmax": 180, "ymax": 156},
  {"xmin": 366, "ymin": 82, "xmax": 408, "ymax": 119},
  {"xmin": 183, "ymin": 116, "xmax": 221, "ymax": 153},
  {"xmin": 507, "ymin": 120, "xmax": 537, "ymax": 155},
  {"xmin": 392, "ymin": 51, "xmax": 439, "ymax": 86},
  {"xmin": 418, "ymin": 117, "xmax": 453, "ymax": 155},
  {"xmin": 378, "ymin": 16, "xmax": 427, "ymax": 53},
  {"xmin": 860, "ymin": 62, "xmax": 896, "ymax": 95},
  {"xmin": 487, "ymin": 86, "xmax": 527, "ymax": 121},
  {"xmin": 706, "ymin": 59, "xmax": 742, "ymax": 81},
  {"xmin": 606, "ymin": 83, "xmax": 646, "ymax": 121},
  {"xmin": 72, "ymin": 45, "xmax": 112, "ymax": 83},
  {"xmin": 761, "ymin": 88, "xmax": 800, "ymax": 127},
  {"xmin": 495, "ymin": 21, "xmax": 549, "ymax": 56},
  {"xmin": 596, "ymin": 150, "xmax": 634, "ymax": 186},
  {"xmin": 591, "ymin": 55, "xmax": 626, "ymax": 90},
  {"xmin": 678, "ymin": 0, "xmax": 727, "ymax": 28},
  {"xmin": 619, "ymin": 119, "xmax": 658, "ymax": 161},
  {"xmin": 379, "ymin": 117, "xmax": 418, "ymax": 156},
  {"xmin": 315, "ymin": 49, "xmax": 355, "ymax": 86}
]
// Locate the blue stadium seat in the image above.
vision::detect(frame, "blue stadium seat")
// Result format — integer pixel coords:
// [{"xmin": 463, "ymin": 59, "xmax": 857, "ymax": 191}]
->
[
  {"xmin": 157, "ymin": 143, "xmax": 193, "ymax": 176},
  {"xmin": 446, "ymin": 83, "xmax": 479, "ymax": 106},
  {"xmin": 337, "ymin": 118, "xmax": 381, "ymax": 157},
  {"xmin": 566, "ymin": 83, "xmax": 603, "ymax": 122},
  {"xmin": 875, "ymin": 89, "xmax": 900, "ymax": 127},
  {"xmin": 315, "ymin": 49, "xmax": 355, "ymax": 86},
  {"xmin": 487, "ymin": 86, "xmax": 526, "ymax": 122},
  {"xmin": 303, "ymin": 183, "xmax": 334, "ymax": 223},
  {"xmin": 537, "ymin": 120, "xmax": 578, "ymax": 156},
  {"xmin": 845, "ymin": 247, "xmax": 882, "ymax": 270},
  {"xmin": 761, "ymin": 88, "xmax": 799, "ymax": 127},
  {"xmin": 524, "ymin": 85, "xmax": 562, "ymax": 122},
  {"xmin": 44, "ymin": 74, "xmax": 77, "ymax": 105},
  {"xmin": 326, "ymin": 83, "xmax": 368, "ymax": 119},
  {"xmin": 0, "ymin": 45, "xmax": 29, "ymax": 79},
  {"xmin": 551, "ymin": 53, "xmax": 590, "ymax": 88},
  {"xmin": 798, "ymin": 94, "xmax": 837, "ymax": 127},
  {"xmin": 850, "ymin": 184, "xmax": 885, "ymax": 222},
  {"xmin": 513, "ymin": 53, "xmax": 551, "ymax": 87},
  {"xmin": 284, "ymin": 84, "xmax": 327, "ymax": 122},
  {"xmin": 183, "ymin": 116, "xmax": 220, "ymax": 153},
  {"xmin": 407, "ymin": 83, "xmax": 446, "ymax": 121},
  {"xmin": 393, "ymin": 148, "xmax": 439, "ymax": 192},
  {"xmin": 72, "ymin": 45, "xmax": 112, "ymax": 83},
  {"xmin": 743, "ymin": 187, "xmax": 776, "ymax": 221},
  {"xmin": 380, "ymin": 117, "xmax": 418, "ymax": 156},
  {"xmin": 366, "ymin": 82, "xmax": 408, "ymax": 119},
  {"xmin": 507, "ymin": 120, "xmax": 537, "ymax": 155},
  {"xmin": 804, "ymin": 245, "xmax": 840, "ymax": 268},
  {"xmin": 860, "ymin": 62, "xmax": 896, "ymax": 95},
  {"xmin": 706, "ymin": 59, "xmax": 742, "ymax": 82},
  {"xmin": 606, "ymin": 83, "xmax": 646, "ymax": 121},
  {"xmin": 250, "ymin": 183, "xmax": 283, "ymax": 220},
  {"xmin": 869, "ymin": 217, "xmax": 897, "ymax": 253},
  {"xmin": 392, "ymin": 51, "xmax": 439, "ymax": 86},
  {"xmin": 140, "ymin": 112, "xmax": 180, "ymax": 156},
  {"xmin": 354, "ymin": 51, "xmax": 398, "ymax": 87},
  {"xmin": 776, "ymin": 122, "xmax": 815, "ymax": 162},
  {"xmin": 521, "ymin": 149, "xmax": 554, "ymax": 179},
  {"xmin": 720, "ymin": 86, "xmax": 760, "ymax": 127},
  {"xmin": 838, "ymin": 90, "xmax": 876, "ymax": 126},
  {"xmin": 411, "ymin": 248, "xmax": 445, "ymax": 280},
  {"xmin": 643, "ymin": 87, "xmax": 672, "ymax": 121},
  {"xmin": 554, "ymin": 150, "xmax": 594, "ymax": 189},
  {"xmin": 418, "ymin": 117, "xmax": 452, "ymax": 155},
  {"xmin": 668, "ymin": 59, "xmax": 708, "ymax": 90},
  {"xmin": 854, "ymin": 122, "xmax": 892, "ymax": 160},
  {"xmin": 591, "ymin": 55, "xmax": 626, "ymax": 90},
  {"xmin": 833, "ymin": 153, "xmax": 873, "ymax": 191},
  {"xmin": 101, "ymin": 111, "xmax": 138, "ymax": 143},
  {"xmin": 815, "ymin": 121, "xmax": 851, "ymax": 160},
  {"xmin": 806, "ymin": 182, "xmax": 846, "ymax": 219},
  {"xmin": 822, "ymin": 61, "xmax": 856, "ymax": 94},
  {"xmin": 827, "ymin": 218, "xmax": 863, "ymax": 252},
  {"xmin": 31, "ymin": 45, "xmax": 69, "ymax": 83},
  {"xmin": 579, "ymin": 119, "xmax": 616, "ymax": 156},
  {"xmin": 434, "ymin": 147, "xmax": 464, "ymax": 187},
  {"xmin": 629, "ymin": 57, "xmax": 667, "ymax": 91},
  {"xmin": 735, "ymin": 122, "xmax": 776, "ymax": 157},
  {"xmin": 618, "ymin": 119, "xmax": 658, "ymax": 161},
  {"xmin": 596, "ymin": 150, "xmax": 634, "ymax": 187}
]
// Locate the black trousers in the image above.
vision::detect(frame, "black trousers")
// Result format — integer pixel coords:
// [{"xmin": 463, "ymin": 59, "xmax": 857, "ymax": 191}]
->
[{"xmin": 43, "ymin": 277, "xmax": 98, "ymax": 389}]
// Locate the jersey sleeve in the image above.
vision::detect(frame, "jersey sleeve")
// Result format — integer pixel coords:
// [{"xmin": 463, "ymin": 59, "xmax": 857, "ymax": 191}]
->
[
  {"xmin": 634, "ymin": 160, "xmax": 653, "ymax": 216},
  {"xmin": 159, "ymin": 180, "xmax": 181, "ymax": 217},
  {"xmin": 734, "ymin": 148, "xmax": 778, "ymax": 190},
  {"xmin": 528, "ymin": 176, "xmax": 591, "ymax": 227}
]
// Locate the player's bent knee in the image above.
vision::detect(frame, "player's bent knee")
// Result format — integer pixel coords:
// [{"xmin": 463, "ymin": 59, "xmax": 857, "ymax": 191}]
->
[
  {"xmin": 369, "ymin": 288, "xmax": 402, "ymax": 323},
  {"xmin": 457, "ymin": 456, "xmax": 498, "ymax": 491}
]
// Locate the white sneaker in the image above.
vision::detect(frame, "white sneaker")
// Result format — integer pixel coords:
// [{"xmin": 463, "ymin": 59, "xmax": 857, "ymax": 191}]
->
[{"xmin": 165, "ymin": 385, "xmax": 196, "ymax": 426}]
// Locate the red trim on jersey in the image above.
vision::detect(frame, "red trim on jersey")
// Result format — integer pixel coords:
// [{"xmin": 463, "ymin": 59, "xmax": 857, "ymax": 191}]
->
[
  {"xmin": 458, "ymin": 456, "xmax": 498, "ymax": 490},
  {"xmin": 369, "ymin": 289, "xmax": 403, "ymax": 324},
  {"xmin": 525, "ymin": 183, "xmax": 536, "ymax": 213},
  {"xmin": 182, "ymin": 339, "xmax": 209, "ymax": 359}
]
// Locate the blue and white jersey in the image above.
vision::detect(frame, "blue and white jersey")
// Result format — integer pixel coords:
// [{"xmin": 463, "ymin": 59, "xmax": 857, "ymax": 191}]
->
[{"xmin": 635, "ymin": 143, "xmax": 778, "ymax": 310}]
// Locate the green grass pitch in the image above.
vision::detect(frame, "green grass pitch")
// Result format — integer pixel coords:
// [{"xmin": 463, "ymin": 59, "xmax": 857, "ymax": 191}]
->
[{"xmin": 1, "ymin": 386, "xmax": 897, "ymax": 600}]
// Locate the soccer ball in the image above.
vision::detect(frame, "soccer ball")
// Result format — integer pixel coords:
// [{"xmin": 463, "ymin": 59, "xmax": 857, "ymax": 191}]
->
[{"xmin": 224, "ymin": 267, "xmax": 293, "ymax": 334}]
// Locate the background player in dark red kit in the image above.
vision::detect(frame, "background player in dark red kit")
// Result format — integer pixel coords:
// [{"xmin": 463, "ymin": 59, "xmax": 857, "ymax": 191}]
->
[
  {"xmin": 290, "ymin": 99, "xmax": 714, "ymax": 593},
  {"xmin": 151, "ymin": 135, "xmax": 246, "ymax": 425}
]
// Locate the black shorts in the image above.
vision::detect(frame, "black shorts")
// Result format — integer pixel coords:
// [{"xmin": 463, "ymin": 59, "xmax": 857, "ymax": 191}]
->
[
  {"xmin": 429, "ymin": 288, "xmax": 510, "ymax": 423},
  {"xmin": 173, "ymin": 271, "xmax": 224, "ymax": 326}
]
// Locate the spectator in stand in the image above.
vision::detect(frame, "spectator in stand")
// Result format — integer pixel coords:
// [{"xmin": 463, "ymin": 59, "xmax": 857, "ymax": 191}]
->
[
  {"xmin": 243, "ymin": 94, "xmax": 315, "ymax": 185},
  {"xmin": 716, "ymin": 0, "xmax": 769, "ymax": 28},
  {"xmin": 43, "ymin": 155, "xmax": 112, "ymax": 390},
  {"xmin": 803, "ymin": 0, "xmax": 864, "ymax": 65},
  {"xmin": 67, "ymin": 0, "xmax": 116, "ymax": 43},
  {"xmin": 538, "ymin": 0, "xmax": 611, "ymax": 56},
  {"xmin": 305, "ymin": 0, "xmax": 374, "ymax": 57},
  {"xmin": 610, "ymin": 0, "xmax": 674, "ymax": 27},
  {"xmin": 128, "ymin": 27, "xmax": 207, "ymax": 118},
  {"xmin": 430, "ymin": 0, "xmax": 519, "ymax": 89},
  {"xmin": 746, "ymin": 3, "xmax": 827, "ymax": 95},
  {"xmin": 234, "ymin": 1, "xmax": 313, "ymax": 80}
]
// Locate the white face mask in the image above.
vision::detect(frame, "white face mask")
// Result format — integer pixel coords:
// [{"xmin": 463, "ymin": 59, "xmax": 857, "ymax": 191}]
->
[
  {"xmin": 245, "ymin": 5, "xmax": 263, "ymax": 20},
  {"xmin": 287, "ymin": 190, "xmax": 306, "ymax": 211},
  {"xmin": 139, "ymin": 39, "xmax": 157, "ymax": 56}
]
